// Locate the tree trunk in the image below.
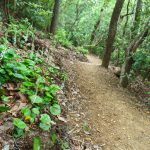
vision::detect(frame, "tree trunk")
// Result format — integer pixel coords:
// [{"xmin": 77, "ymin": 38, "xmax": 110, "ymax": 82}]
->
[
  {"xmin": 102, "ymin": 0, "xmax": 125, "ymax": 68},
  {"xmin": 50, "ymin": 0, "xmax": 60, "ymax": 35},
  {"xmin": 120, "ymin": 22, "xmax": 149, "ymax": 88},
  {"xmin": 90, "ymin": 8, "xmax": 104, "ymax": 45},
  {"xmin": 1, "ymin": 0, "xmax": 9, "ymax": 21},
  {"xmin": 131, "ymin": 0, "xmax": 142, "ymax": 38},
  {"xmin": 119, "ymin": 57, "xmax": 134, "ymax": 87},
  {"xmin": 122, "ymin": 0, "xmax": 130, "ymax": 36}
]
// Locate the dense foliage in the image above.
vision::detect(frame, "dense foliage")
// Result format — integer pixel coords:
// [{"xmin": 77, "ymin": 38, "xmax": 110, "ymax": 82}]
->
[{"xmin": 2, "ymin": 0, "xmax": 148, "ymax": 81}]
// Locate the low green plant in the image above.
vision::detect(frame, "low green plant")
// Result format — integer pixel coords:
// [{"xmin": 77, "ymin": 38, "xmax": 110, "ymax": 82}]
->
[
  {"xmin": 50, "ymin": 104, "xmax": 61, "ymax": 115},
  {"xmin": 0, "ymin": 44, "xmax": 62, "ymax": 137},
  {"xmin": 0, "ymin": 105, "xmax": 10, "ymax": 112},
  {"xmin": 54, "ymin": 28, "xmax": 72, "ymax": 48},
  {"xmin": 82, "ymin": 121, "xmax": 90, "ymax": 132},
  {"xmin": 5, "ymin": 18, "xmax": 35, "ymax": 48},
  {"xmin": 39, "ymin": 114, "xmax": 52, "ymax": 131},
  {"xmin": 76, "ymin": 46, "xmax": 89, "ymax": 55},
  {"xmin": 33, "ymin": 137, "xmax": 41, "ymax": 150},
  {"xmin": 48, "ymin": 65, "xmax": 68, "ymax": 81},
  {"xmin": 60, "ymin": 140, "xmax": 69, "ymax": 150},
  {"xmin": 132, "ymin": 50, "xmax": 150, "ymax": 80},
  {"xmin": 13, "ymin": 118, "xmax": 28, "ymax": 129}
]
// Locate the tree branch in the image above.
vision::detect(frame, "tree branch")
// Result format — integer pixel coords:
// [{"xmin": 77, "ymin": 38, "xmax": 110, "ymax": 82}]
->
[{"xmin": 120, "ymin": 12, "xmax": 134, "ymax": 19}]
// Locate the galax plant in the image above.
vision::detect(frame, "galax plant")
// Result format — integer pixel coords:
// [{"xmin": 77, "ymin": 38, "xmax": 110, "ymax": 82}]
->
[{"xmin": 0, "ymin": 44, "xmax": 64, "ymax": 137}]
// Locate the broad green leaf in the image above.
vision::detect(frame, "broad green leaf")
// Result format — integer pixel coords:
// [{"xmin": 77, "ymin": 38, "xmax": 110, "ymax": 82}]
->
[
  {"xmin": 13, "ymin": 73, "xmax": 25, "ymax": 79},
  {"xmin": 1, "ymin": 95, "xmax": 9, "ymax": 102},
  {"xmin": 51, "ymin": 132, "xmax": 58, "ymax": 144},
  {"xmin": 33, "ymin": 137, "xmax": 41, "ymax": 150},
  {"xmin": 47, "ymin": 84, "xmax": 60, "ymax": 95},
  {"xmin": 30, "ymin": 95, "xmax": 43, "ymax": 104},
  {"xmin": 50, "ymin": 104, "xmax": 61, "ymax": 115},
  {"xmin": 45, "ymin": 92, "xmax": 53, "ymax": 98},
  {"xmin": 23, "ymin": 59, "xmax": 35, "ymax": 66},
  {"xmin": 4, "ymin": 49, "xmax": 16, "ymax": 60},
  {"xmin": 21, "ymin": 107, "xmax": 31, "ymax": 116},
  {"xmin": 30, "ymin": 117, "xmax": 35, "ymax": 123},
  {"xmin": 23, "ymin": 81, "xmax": 34, "ymax": 87},
  {"xmin": 39, "ymin": 122, "xmax": 51, "ymax": 131},
  {"xmin": 40, "ymin": 114, "xmax": 51, "ymax": 124},
  {"xmin": 0, "ymin": 105, "xmax": 10, "ymax": 112},
  {"xmin": 13, "ymin": 118, "xmax": 27, "ymax": 129},
  {"xmin": 0, "ymin": 69, "xmax": 6, "ymax": 74},
  {"xmin": 32, "ymin": 108, "xmax": 40, "ymax": 115},
  {"xmin": 13, "ymin": 128, "xmax": 24, "ymax": 138}
]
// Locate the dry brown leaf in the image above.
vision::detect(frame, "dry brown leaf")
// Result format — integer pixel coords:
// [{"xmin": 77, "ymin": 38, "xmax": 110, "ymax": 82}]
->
[
  {"xmin": 8, "ymin": 101, "xmax": 27, "ymax": 116},
  {"xmin": 18, "ymin": 92, "xmax": 28, "ymax": 102},
  {"xmin": 57, "ymin": 116, "xmax": 67, "ymax": 123},
  {"xmin": 7, "ymin": 83, "xmax": 15, "ymax": 91}
]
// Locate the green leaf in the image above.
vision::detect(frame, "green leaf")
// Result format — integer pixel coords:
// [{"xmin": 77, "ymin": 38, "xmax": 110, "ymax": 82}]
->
[
  {"xmin": 39, "ymin": 122, "xmax": 51, "ymax": 131},
  {"xmin": 30, "ymin": 117, "xmax": 35, "ymax": 123},
  {"xmin": 39, "ymin": 114, "xmax": 51, "ymax": 130},
  {"xmin": 51, "ymin": 132, "xmax": 58, "ymax": 144},
  {"xmin": 45, "ymin": 92, "xmax": 53, "ymax": 98},
  {"xmin": 30, "ymin": 95, "xmax": 43, "ymax": 104},
  {"xmin": 1, "ymin": 95, "xmax": 9, "ymax": 102},
  {"xmin": 4, "ymin": 49, "xmax": 16, "ymax": 60},
  {"xmin": 23, "ymin": 59, "xmax": 35, "ymax": 66},
  {"xmin": 50, "ymin": 104, "xmax": 61, "ymax": 115},
  {"xmin": 43, "ymin": 96, "xmax": 52, "ymax": 103},
  {"xmin": 40, "ymin": 114, "xmax": 51, "ymax": 124},
  {"xmin": 13, "ymin": 128, "xmax": 24, "ymax": 138},
  {"xmin": 47, "ymin": 84, "xmax": 60, "ymax": 95},
  {"xmin": 33, "ymin": 137, "xmax": 41, "ymax": 150},
  {"xmin": 13, "ymin": 118, "xmax": 27, "ymax": 129},
  {"xmin": 32, "ymin": 108, "xmax": 40, "ymax": 115},
  {"xmin": 0, "ymin": 69, "xmax": 6, "ymax": 74},
  {"xmin": 0, "ymin": 105, "xmax": 10, "ymax": 112},
  {"xmin": 28, "ymin": 52, "xmax": 36, "ymax": 60},
  {"xmin": 0, "ymin": 45, "xmax": 6, "ymax": 52},
  {"xmin": 23, "ymin": 81, "xmax": 34, "ymax": 87},
  {"xmin": 21, "ymin": 107, "xmax": 31, "ymax": 117},
  {"xmin": 36, "ymin": 76, "xmax": 45, "ymax": 84},
  {"xmin": 13, "ymin": 73, "xmax": 25, "ymax": 79}
]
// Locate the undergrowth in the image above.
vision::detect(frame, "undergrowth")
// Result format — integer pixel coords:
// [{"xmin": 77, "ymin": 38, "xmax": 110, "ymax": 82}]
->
[
  {"xmin": 0, "ymin": 44, "xmax": 64, "ymax": 130},
  {"xmin": 0, "ymin": 41, "xmax": 69, "ymax": 149},
  {"xmin": 0, "ymin": 18, "xmax": 89, "ymax": 149}
]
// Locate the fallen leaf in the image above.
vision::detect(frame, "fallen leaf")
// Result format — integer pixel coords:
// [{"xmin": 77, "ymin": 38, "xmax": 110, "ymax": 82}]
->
[
  {"xmin": 8, "ymin": 101, "xmax": 27, "ymax": 116},
  {"xmin": 57, "ymin": 116, "xmax": 67, "ymax": 123},
  {"xmin": 7, "ymin": 83, "xmax": 15, "ymax": 91},
  {"xmin": 18, "ymin": 92, "xmax": 28, "ymax": 102},
  {"xmin": 0, "ymin": 122, "xmax": 13, "ymax": 134}
]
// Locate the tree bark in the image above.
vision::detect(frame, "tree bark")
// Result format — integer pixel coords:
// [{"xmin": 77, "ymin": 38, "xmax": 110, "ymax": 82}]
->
[
  {"xmin": 102, "ymin": 0, "xmax": 125, "ymax": 68},
  {"xmin": 120, "ymin": 21, "xmax": 149, "ymax": 88},
  {"xmin": 122, "ymin": 0, "xmax": 130, "ymax": 36},
  {"xmin": 50, "ymin": 0, "xmax": 61, "ymax": 35},
  {"xmin": 90, "ymin": 8, "xmax": 104, "ymax": 45},
  {"xmin": 131, "ymin": 0, "xmax": 142, "ymax": 38},
  {"xmin": 1, "ymin": 0, "xmax": 8, "ymax": 21}
]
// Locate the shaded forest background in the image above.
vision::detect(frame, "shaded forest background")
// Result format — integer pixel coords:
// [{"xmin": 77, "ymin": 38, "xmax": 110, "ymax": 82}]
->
[{"xmin": 0, "ymin": 0, "xmax": 149, "ymax": 88}]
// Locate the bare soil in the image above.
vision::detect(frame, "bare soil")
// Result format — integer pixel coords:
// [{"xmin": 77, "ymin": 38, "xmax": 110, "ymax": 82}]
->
[{"xmin": 67, "ymin": 55, "xmax": 150, "ymax": 150}]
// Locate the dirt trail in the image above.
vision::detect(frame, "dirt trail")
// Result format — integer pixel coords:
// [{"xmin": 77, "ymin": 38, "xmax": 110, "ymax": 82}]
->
[{"xmin": 71, "ymin": 55, "xmax": 150, "ymax": 150}]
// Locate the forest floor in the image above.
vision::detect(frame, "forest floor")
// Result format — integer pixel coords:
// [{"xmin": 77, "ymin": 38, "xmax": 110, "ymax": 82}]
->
[{"xmin": 66, "ymin": 55, "xmax": 150, "ymax": 150}]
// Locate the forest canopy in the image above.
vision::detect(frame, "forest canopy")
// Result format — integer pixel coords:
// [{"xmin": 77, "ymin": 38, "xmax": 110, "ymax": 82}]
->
[{"xmin": 0, "ymin": 0, "xmax": 149, "ymax": 88}]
